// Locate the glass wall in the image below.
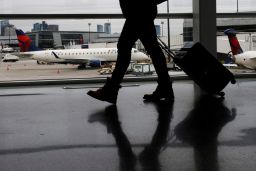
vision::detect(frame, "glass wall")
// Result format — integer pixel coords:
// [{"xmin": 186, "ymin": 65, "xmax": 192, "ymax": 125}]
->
[
  {"xmin": 0, "ymin": 0, "xmax": 194, "ymax": 14},
  {"xmin": 217, "ymin": 0, "xmax": 256, "ymax": 12},
  {"xmin": 1, "ymin": 0, "xmax": 256, "ymax": 82}
]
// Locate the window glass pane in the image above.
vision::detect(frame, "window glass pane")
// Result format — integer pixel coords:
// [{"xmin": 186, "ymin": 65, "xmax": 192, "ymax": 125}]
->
[
  {"xmin": 0, "ymin": 0, "xmax": 194, "ymax": 14},
  {"xmin": 0, "ymin": 18, "xmax": 188, "ymax": 81},
  {"xmin": 217, "ymin": 0, "xmax": 256, "ymax": 12},
  {"xmin": 1, "ymin": 0, "xmax": 256, "ymax": 82},
  {"xmin": 0, "ymin": 0, "xmax": 121, "ymax": 14},
  {"xmin": 156, "ymin": 0, "xmax": 192, "ymax": 13}
]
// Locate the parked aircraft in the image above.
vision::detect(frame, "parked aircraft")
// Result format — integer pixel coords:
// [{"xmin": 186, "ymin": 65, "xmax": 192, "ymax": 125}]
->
[
  {"xmin": 1, "ymin": 47, "xmax": 15, "ymax": 53},
  {"xmin": 0, "ymin": 46, "xmax": 19, "ymax": 62},
  {"xmin": 14, "ymin": 29, "xmax": 149, "ymax": 69},
  {"xmin": 224, "ymin": 28, "xmax": 256, "ymax": 70}
]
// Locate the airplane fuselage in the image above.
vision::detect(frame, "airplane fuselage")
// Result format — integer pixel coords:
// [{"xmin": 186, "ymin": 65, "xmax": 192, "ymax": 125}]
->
[
  {"xmin": 234, "ymin": 51, "xmax": 256, "ymax": 70},
  {"xmin": 19, "ymin": 48, "xmax": 149, "ymax": 65}
]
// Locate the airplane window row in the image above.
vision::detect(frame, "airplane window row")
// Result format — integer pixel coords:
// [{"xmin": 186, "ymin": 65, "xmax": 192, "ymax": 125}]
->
[{"xmin": 52, "ymin": 51, "xmax": 118, "ymax": 56}]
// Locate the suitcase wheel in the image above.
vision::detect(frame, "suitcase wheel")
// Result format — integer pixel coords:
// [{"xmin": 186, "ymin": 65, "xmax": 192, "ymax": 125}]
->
[
  {"xmin": 218, "ymin": 91, "xmax": 225, "ymax": 97},
  {"xmin": 231, "ymin": 78, "xmax": 236, "ymax": 84}
]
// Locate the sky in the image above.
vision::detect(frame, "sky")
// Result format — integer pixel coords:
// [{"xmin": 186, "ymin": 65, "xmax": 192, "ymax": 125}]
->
[{"xmin": 1, "ymin": 0, "xmax": 256, "ymax": 35}]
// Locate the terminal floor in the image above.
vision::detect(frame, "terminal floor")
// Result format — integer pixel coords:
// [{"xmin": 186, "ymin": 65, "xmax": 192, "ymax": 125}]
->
[{"xmin": 0, "ymin": 79, "xmax": 256, "ymax": 171}]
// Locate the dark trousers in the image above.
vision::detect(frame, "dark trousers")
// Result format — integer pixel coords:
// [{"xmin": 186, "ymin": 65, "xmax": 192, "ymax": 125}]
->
[{"xmin": 111, "ymin": 19, "xmax": 171, "ymax": 86}]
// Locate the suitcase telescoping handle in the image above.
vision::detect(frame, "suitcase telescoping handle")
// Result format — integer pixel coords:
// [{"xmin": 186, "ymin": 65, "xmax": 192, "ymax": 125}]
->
[{"xmin": 157, "ymin": 36, "xmax": 176, "ymax": 59}]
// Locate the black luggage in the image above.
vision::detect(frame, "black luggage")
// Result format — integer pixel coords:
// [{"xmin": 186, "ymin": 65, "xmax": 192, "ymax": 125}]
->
[{"xmin": 158, "ymin": 38, "xmax": 236, "ymax": 97}]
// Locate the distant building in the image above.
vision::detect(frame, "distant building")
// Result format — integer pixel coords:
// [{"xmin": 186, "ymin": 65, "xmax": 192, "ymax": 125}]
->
[
  {"xmin": 183, "ymin": 18, "xmax": 256, "ymax": 42},
  {"xmin": 33, "ymin": 23, "xmax": 41, "ymax": 31},
  {"xmin": 0, "ymin": 35, "xmax": 18, "ymax": 48},
  {"xmin": 26, "ymin": 30, "xmax": 100, "ymax": 49},
  {"xmin": 3, "ymin": 26, "xmax": 16, "ymax": 36},
  {"xmin": 0, "ymin": 20, "xmax": 10, "ymax": 36},
  {"xmin": 32, "ymin": 21, "xmax": 59, "ymax": 31},
  {"xmin": 97, "ymin": 24, "xmax": 104, "ymax": 33},
  {"xmin": 155, "ymin": 25, "xmax": 161, "ymax": 36},
  {"xmin": 92, "ymin": 33, "xmax": 120, "ymax": 43},
  {"xmin": 104, "ymin": 23, "xmax": 111, "ymax": 34},
  {"xmin": 48, "ymin": 25, "xmax": 59, "ymax": 31},
  {"xmin": 41, "ymin": 21, "xmax": 48, "ymax": 31}
]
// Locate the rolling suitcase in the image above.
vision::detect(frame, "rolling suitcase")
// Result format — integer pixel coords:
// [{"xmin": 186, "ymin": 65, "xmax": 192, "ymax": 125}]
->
[{"xmin": 158, "ymin": 37, "xmax": 236, "ymax": 97}]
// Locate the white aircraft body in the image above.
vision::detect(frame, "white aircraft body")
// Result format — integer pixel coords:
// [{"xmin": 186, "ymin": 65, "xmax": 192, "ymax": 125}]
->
[
  {"xmin": 233, "ymin": 51, "xmax": 256, "ymax": 70},
  {"xmin": 1, "ymin": 47, "xmax": 15, "ymax": 53},
  {"xmin": 14, "ymin": 48, "xmax": 149, "ymax": 68},
  {"xmin": 14, "ymin": 29, "xmax": 149, "ymax": 69},
  {"xmin": 224, "ymin": 29, "xmax": 256, "ymax": 70}
]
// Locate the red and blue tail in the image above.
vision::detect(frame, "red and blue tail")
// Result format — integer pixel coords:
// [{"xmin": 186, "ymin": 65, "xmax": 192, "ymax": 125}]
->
[
  {"xmin": 15, "ymin": 29, "xmax": 40, "ymax": 52},
  {"xmin": 224, "ymin": 29, "xmax": 243, "ymax": 55}
]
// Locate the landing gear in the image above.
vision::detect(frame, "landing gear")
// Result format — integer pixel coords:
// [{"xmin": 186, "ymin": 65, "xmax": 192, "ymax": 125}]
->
[
  {"xmin": 77, "ymin": 64, "xmax": 86, "ymax": 70},
  {"xmin": 37, "ymin": 60, "xmax": 47, "ymax": 65},
  {"xmin": 231, "ymin": 78, "xmax": 236, "ymax": 84}
]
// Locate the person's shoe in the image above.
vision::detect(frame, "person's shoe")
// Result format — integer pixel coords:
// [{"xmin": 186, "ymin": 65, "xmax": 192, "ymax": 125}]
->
[
  {"xmin": 143, "ymin": 83, "xmax": 174, "ymax": 102},
  {"xmin": 87, "ymin": 78, "xmax": 121, "ymax": 104}
]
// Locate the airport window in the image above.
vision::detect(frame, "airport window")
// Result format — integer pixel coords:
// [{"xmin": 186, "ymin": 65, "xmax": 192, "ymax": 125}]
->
[
  {"xmin": 39, "ymin": 32, "xmax": 53, "ymax": 39},
  {"xmin": 1, "ymin": 0, "xmax": 256, "ymax": 82},
  {"xmin": 39, "ymin": 39, "xmax": 54, "ymax": 49},
  {"xmin": 61, "ymin": 34, "xmax": 83, "ymax": 39},
  {"xmin": 61, "ymin": 34, "xmax": 84, "ymax": 45}
]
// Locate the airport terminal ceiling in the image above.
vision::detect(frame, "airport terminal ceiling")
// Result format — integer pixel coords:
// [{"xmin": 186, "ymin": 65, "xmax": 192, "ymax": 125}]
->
[
  {"xmin": 1, "ymin": 0, "xmax": 256, "ymax": 33},
  {"xmin": 1, "ymin": 0, "xmax": 256, "ymax": 14}
]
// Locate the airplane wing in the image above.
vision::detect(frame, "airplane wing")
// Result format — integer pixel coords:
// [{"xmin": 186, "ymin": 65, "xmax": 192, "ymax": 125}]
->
[
  {"xmin": 249, "ymin": 56, "xmax": 256, "ymax": 60},
  {"xmin": 241, "ymin": 51, "xmax": 256, "ymax": 60},
  {"xmin": 11, "ymin": 52, "xmax": 34, "ymax": 58},
  {"xmin": 61, "ymin": 59, "xmax": 90, "ymax": 64},
  {"xmin": 250, "ymin": 57, "xmax": 256, "ymax": 61},
  {"xmin": 51, "ymin": 51, "xmax": 90, "ymax": 64}
]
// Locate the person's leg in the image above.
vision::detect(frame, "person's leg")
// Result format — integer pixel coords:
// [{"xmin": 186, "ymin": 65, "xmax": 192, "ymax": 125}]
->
[
  {"xmin": 138, "ymin": 20, "xmax": 174, "ymax": 101},
  {"xmin": 87, "ymin": 20, "xmax": 138, "ymax": 104},
  {"xmin": 110, "ymin": 20, "xmax": 138, "ymax": 86}
]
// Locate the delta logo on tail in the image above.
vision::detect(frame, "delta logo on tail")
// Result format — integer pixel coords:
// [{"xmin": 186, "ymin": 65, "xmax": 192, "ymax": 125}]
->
[
  {"xmin": 224, "ymin": 28, "xmax": 256, "ymax": 70},
  {"xmin": 224, "ymin": 29, "xmax": 243, "ymax": 55},
  {"xmin": 15, "ymin": 29, "xmax": 39, "ymax": 52}
]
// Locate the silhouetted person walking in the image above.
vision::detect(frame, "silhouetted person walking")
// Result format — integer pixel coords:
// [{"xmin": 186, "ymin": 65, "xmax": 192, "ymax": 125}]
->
[{"xmin": 87, "ymin": 0, "xmax": 174, "ymax": 104}]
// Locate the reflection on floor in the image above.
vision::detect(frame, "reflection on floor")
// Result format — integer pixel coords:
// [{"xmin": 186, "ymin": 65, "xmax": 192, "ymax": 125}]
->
[{"xmin": 0, "ymin": 79, "xmax": 256, "ymax": 171}]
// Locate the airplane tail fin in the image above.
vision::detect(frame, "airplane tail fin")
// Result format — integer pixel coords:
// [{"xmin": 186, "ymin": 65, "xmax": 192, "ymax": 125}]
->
[
  {"xmin": 15, "ymin": 29, "xmax": 40, "ymax": 52},
  {"xmin": 224, "ymin": 28, "xmax": 243, "ymax": 55}
]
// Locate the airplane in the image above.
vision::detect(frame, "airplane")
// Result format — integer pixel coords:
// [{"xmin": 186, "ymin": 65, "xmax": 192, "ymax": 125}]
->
[
  {"xmin": 1, "ymin": 47, "xmax": 15, "ymax": 53},
  {"xmin": 13, "ymin": 29, "xmax": 150, "ymax": 69},
  {"xmin": 224, "ymin": 28, "xmax": 256, "ymax": 70},
  {"xmin": 0, "ymin": 46, "xmax": 19, "ymax": 62}
]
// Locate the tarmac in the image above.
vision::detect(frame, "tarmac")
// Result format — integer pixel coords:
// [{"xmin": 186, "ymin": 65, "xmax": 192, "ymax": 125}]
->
[{"xmin": 0, "ymin": 61, "xmax": 256, "ymax": 171}]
